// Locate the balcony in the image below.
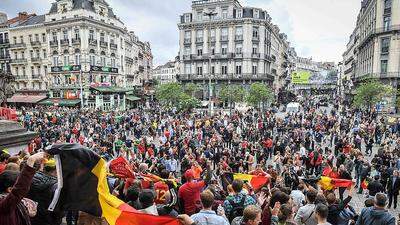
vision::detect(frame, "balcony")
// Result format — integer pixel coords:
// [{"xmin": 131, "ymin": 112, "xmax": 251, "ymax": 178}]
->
[
  {"xmin": 0, "ymin": 39, "xmax": 9, "ymax": 45},
  {"xmin": 11, "ymin": 58, "xmax": 27, "ymax": 64},
  {"xmin": 252, "ymin": 36, "xmax": 260, "ymax": 41},
  {"xmin": 235, "ymin": 53, "xmax": 243, "ymax": 58},
  {"xmin": 220, "ymin": 36, "xmax": 228, "ymax": 42},
  {"xmin": 184, "ymin": 38, "xmax": 191, "ymax": 44},
  {"xmin": 0, "ymin": 55, "xmax": 11, "ymax": 60},
  {"xmin": 265, "ymin": 54, "xmax": 272, "ymax": 61},
  {"xmin": 15, "ymin": 75, "xmax": 28, "ymax": 80},
  {"xmin": 100, "ymin": 41, "xmax": 108, "ymax": 48},
  {"xmin": 235, "ymin": 35, "xmax": 243, "ymax": 41},
  {"xmin": 178, "ymin": 73, "xmax": 274, "ymax": 81},
  {"xmin": 88, "ymin": 39, "xmax": 97, "ymax": 46},
  {"xmin": 110, "ymin": 43, "xmax": 117, "ymax": 49},
  {"xmin": 31, "ymin": 57, "xmax": 41, "ymax": 63},
  {"xmin": 210, "ymin": 36, "xmax": 216, "ymax": 42},
  {"xmin": 31, "ymin": 74, "xmax": 41, "ymax": 79},
  {"xmin": 9, "ymin": 42, "xmax": 26, "ymax": 49},
  {"xmin": 72, "ymin": 38, "xmax": 81, "ymax": 45},
  {"xmin": 50, "ymin": 40, "xmax": 58, "ymax": 47},
  {"xmin": 381, "ymin": 47, "xmax": 389, "ymax": 55},
  {"xmin": 182, "ymin": 55, "xmax": 191, "ymax": 60},
  {"xmin": 195, "ymin": 37, "xmax": 203, "ymax": 43},
  {"xmin": 60, "ymin": 39, "xmax": 69, "ymax": 46},
  {"xmin": 30, "ymin": 40, "xmax": 41, "ymax": 46},
  {"xmin": 252, "ymin": 53, "xmax": 260, "ymax": 58}
]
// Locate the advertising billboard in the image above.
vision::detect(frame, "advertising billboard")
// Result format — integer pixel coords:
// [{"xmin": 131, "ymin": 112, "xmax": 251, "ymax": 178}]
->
[{"xmin": 291, "ymin": 71, "xmax": 311, "ymax": 84}]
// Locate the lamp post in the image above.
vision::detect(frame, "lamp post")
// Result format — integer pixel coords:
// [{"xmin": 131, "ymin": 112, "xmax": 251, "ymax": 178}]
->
[{"xmin": 204, "ymin": 11, "xmax": 217, "ymax": 116}]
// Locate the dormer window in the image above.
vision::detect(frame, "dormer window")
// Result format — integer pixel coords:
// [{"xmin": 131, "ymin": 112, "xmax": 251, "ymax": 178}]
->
[
  {"xmin": 60, "ymin": 4, "xmax": 67, "ymax": 13},
  {"xmin": 99, "ymin": 7, "xmax": 106, "ymax": 16}
]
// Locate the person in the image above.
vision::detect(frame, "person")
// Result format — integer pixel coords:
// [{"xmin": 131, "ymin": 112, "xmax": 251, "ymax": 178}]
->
[
  {"xmin": 0, "ymin": 152, "xmax": 46, "ymax": 225},
  {"xmin": 178, "ymin": 169, "xmax": 206, "ymax": 215},
  {"xmin": 367, "ymin": 175, "xmax": 384, "ymax": 198},
  {"xmin": 326, "ymin": 185, "xmax": 353, "ymax": 225},
  {"xmin": 290, "ymin": 184, "xmax": 305, "ymax": 207},
  {"xmin": 190, "ymin": 190, "xmax": 229, "ymax": 225},
  {"xmin": 356, "ymin": 193, "xmax": 395, "ymax": 225},
  {"xmin": 315, "ymin": 203, "xmax": 331, "ymax": 225},
  {"xmin": 271, "ymin": 202, "xmax": 297, "ymax": 225},
  {"xmin": 386, "ymin": 170, "xmax": 400, "ymax": 209},
  {"xmin": 231, "ymin": 205, "xmax": 262, "ymax": 225},
  {"xmin": 295, "ymin": 189, "xmax": 318, "ymax": 225},
  {"xmin": 28, "ymin": 159, "xmax": 64, "ymax": 225},
  {"xmin": 338, "ymin": 165, "xmax": 352, "ymax": 200},
  {"xmin": 223, "ymin": 179, "xmax": 256, "ymax": 222}
]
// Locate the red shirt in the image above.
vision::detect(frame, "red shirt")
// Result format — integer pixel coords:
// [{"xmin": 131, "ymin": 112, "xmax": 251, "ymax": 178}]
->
[
  {"xmin": 178, "ymin": 180, "xmax": 205, "ymax": 215},
  {"xmin": 154, "ymin": 181, "xmax": 169, "ymax": 204},
  {"xmin": 0, "ymin": 162, "xmax": 6, "ymax": 174}
]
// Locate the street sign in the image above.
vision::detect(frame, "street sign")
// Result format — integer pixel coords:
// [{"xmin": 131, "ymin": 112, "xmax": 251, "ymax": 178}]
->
[
  {"xmin": 51, "ymin": 65, "xmax": 81, "ymax": 72},
  {"xmin": 90, "ymin": 66, "xmax": 118, "ymax": 73}
]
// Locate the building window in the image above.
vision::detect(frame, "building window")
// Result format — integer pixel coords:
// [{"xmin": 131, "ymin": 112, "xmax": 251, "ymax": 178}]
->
[
  {"xmin": 237, "ymin": 9, "xmax": 242, "ymax": 18},
  {"xmin": 35, "ymin": 34, "xmax": 39, "ymax": 42},
  {"xmin": 111, "ymin": 58, "xmax": 115, "ymax": 67},
  {"xmin": 235, "ymin": 44, "xmax": 242, "ymax": 54},
  {"xmin": 211, "ymin": 46, "xmax": 215, "ymax": 55},
  {"xmin": 63, "ymin": 55, "xmax": 69, "ymax": 66},
  {"xmin": 20, "ymin": 36, "xmax": 23, "ymax": 43},
  {"xmin": 221, "ymin": 44, "xmax": 227, "ymax": 55},
  {"xmin": 184, "ymin": 31, "xmax": 191, "ymax": 40},
  {"xmin": 35, "ymin": 50, "xmax": 40, "ymax": 58},
  {"xmin": 89, "ymin": 30, "xmax": 94, "ymax": 40},
  {"xmin": 253, "ymin": 27, "xmax": 259, "ymax": 38},
  {"xmin": 13, "ymin": 37, "xmax": 16, "ymax": 44},
  {"xmin": 22, "ymin": 67, "xmax": 26, "ymax": 76},
  {"xmin": 90, "ymin": 55, "xmax": 95, "ymax": 66},
  {"xmin": 384, "ymin": 0, "xmax": 392, "ymax": 10},
  {"xmin": 100, "ymin": 33, "xmax": 105, "ymax": 42},
  {"xmin": 252, "ymin": 65, "xmax": 257, "ymax": 75},
  {"xmin": 30, "ymin": 50, "xmax": 34, "ymax": 58},
  {"xmin": 63, "ymin": 30, "xmax": 68, "ymax": 40},
  {"xmin": 222, "ymin": 8, "xmax": 228, "ymax": 19},
  {"xmin": 75, "ymin": 54, "xmax": 80, "ymax": 65},
  {"xmin": 196, "ymin": 66, "xmax": 203, "ymax": 75},
  {"xmin": 184, "ymin": 47, "xmax": 190, "ymax": 56},
  {"xmin": 197, "ymin": 47, "xmax": 203, "ymax": 56},
  {"xmin": 222, "ymin": 65, "xmax": 227, "ymax": 75},
  {"xmin": 53, "ymin": 56, "xmax": 58, "ymax": 66},
  {"xmin": 254, "ymin": 10, "xmax": 259, "ymax": 18},
  {"xmin": 42, "ymin": 33, "xmax": 46, "ymax": 42},
  {"xmin": 381, "ymin": 37, "xmax": 390, "ymax": 54},
  {"xmin": 43, "ymin": 49, "xmax": 47, "ymax": 58},
  {"xmin": 383, "ymin": 16, "xmax": 391, "ymax": 31},
  {"xmin": 221, "ymin": 27, "xmax": 228, "ymax": 38},
  {"xmin": 235, "ymin": 26, "xmax": 243, "ymax": 36},
  {"xmin": 74, "ymin": 29, "xmax": 80, "ymax": 39},
  {"xmin": 235, "ymin": 65, "xmax": 242, "ymax": 75},
  {"xmin": 184, "ymin": 64, "xmax": 191, "ymax": 74},
  {"xmin": 196, "ymin": 30, "xmax": 203, "ymax": 41},
  {"xmin": 197, "ymin": 10, "xmax": 203, "ymax": 21},
  {"xmin": 185, "ymin": 14, "xmax": 191, "ymax": 23},
  {"xmin": 381, "ymin": 60, "xmax": 388, "ymax": 73},
  {"xmin": 21, "ymin": 51, "xmax": 25, "ymax": 59},
  {"xmin": 252, "ymin": 44, "xmax": 258, "ymax": 54},
  {"xmin": 211, "ymin": 66, "xmax": 215, "ymax": 75},
  {"xmin": 31, "ymin": 66, "xmax": 34, "ymax": 77},
  {"xmin": 52, "ymin": 32, "xmax": 57, "ymax": 42}
]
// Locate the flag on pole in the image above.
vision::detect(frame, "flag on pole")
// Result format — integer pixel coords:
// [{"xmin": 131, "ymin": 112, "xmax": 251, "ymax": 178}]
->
[
  {"xmin": 361, "ymin": 179, "xmax": 369, "ymax": 190},
  {"xmin": 48, "ymin": 143, "xmax": 180, "ymax": 225},
  {"xmin": 233, "ymin": 173, "xmax": 269, "ymax": 190}
]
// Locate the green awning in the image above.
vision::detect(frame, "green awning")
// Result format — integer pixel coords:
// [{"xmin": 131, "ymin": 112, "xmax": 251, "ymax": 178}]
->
[
  {"xmin": 126, "ymin": 95, "xmax": 141, "ymax": 101},
  {"xmin": 91, "ymin": 86, "xmax": 133, "ymax": 93},
  {"xmin": 38, "ymin": 98, "xmax": 81, "ymax": 107}
]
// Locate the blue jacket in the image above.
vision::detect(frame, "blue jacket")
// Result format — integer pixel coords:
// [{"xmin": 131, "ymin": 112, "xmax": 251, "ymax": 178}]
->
[{"xmin": 356, "ymin": 207, "xmax": 395, "ymax": 225}]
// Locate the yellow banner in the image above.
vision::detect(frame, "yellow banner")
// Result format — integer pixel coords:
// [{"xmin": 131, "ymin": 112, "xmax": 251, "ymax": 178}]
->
[{"xmin": 291, "ymin": 71, "xmax": 311, "ymax": 84}]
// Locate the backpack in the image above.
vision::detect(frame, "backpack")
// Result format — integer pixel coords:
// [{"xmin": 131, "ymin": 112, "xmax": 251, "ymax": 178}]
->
[{"xmin": 228, "ymin": 196, "xmax": 246, "ymax": 222}]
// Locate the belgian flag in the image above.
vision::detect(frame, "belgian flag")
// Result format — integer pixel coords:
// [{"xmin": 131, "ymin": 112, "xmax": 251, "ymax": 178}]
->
[{"xmin": 47, "ymin": 143, "xmax": 180, "ymax": 225}]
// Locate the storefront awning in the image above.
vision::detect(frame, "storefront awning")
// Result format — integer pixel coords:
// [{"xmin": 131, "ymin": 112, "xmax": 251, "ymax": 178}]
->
[
  {"xmin": 91, "ymin": 86, "xmax": 134, "ymax": 94},
  {"xmin": 38, "ymin": 98, "xmax": 81, "ymax": 107},
  {"xmin": 126, "ymin": 95, "xmax": 141, "ymax": 101},
  {"xmin": 7, "ymin": 95, "xmax": 47, "ymax": 103}
]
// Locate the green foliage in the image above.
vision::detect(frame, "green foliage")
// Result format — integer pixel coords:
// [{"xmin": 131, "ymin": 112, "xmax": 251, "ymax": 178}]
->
[
  {"xmin": 178, "ymin": 93, "xmax": 200, "ymax": 112},
  {"xmin": 246, "ymin": 82, "xmax": 273, "ymax": 108},
  {"xmin": 219, "ymin": 85, "xmax": 246, "ymax": 104},
  {"xmin": 353, "ymin": 79, "xmax": 393, "ymax": 110},
  {"xmin": 155, "ymin": 82, "xmax": 200, "ymax": 112},
  {"xmin": 155, "ymin": 82, "xmax": 184, "ymax": 109},
  {"xmin": 183, "ymin": 83, "xmax": 199, "ymax": 97}
]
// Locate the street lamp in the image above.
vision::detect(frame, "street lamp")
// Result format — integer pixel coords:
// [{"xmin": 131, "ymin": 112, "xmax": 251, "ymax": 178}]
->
[{"xmin": 204, "ymin": 11, "xmax": 217, "ymax": 116}]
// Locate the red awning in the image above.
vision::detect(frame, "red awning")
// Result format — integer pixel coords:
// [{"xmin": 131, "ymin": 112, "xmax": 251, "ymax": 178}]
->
[{"xmin": 7, "ymin": 95, "xmax": 47, "ymax": 103}]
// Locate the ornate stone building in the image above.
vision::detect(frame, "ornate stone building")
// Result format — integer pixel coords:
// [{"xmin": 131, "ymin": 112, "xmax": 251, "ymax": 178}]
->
[{"xmin": 177, "ymin": 0, "xmax": 291, "ymax": 99}]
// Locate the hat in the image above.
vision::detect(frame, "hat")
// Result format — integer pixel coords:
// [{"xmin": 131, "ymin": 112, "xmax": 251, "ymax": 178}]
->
[
  {"xmin": 45, "ymin": 159, "xmax": 56, "ymax": 168},
  {"xmin": 184, "ymin": 169, "xmax": 194, "ymax": 180}
]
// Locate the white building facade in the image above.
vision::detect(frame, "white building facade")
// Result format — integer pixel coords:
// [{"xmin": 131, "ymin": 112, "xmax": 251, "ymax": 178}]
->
[
  {"xmin": 177, "ymin": 0, "xmax": 291, "ymax": 99},
  {"xmin": 152, "ymin": 61, "xmax": 178, "ymax": 84}
]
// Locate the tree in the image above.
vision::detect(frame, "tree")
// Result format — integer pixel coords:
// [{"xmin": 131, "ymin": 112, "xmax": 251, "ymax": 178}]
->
[
  {"xmin": 353, "ymin": 79, "xmax": 393, "ymax": 112},
  {"xmin": 246, "ymin": 82, "xmax": 273, "ymax": 110},
  {"xmin": 219, "ymin": 85, "xmax": 245, "ymax": 114},
  {"xmin": 155, "ymin": 82, "xmax": 183, "ymax": 109},
  {"xmin": 183, "ymin": 83, "xmax": 199, "ymax": 97},
  {"xmin": 178, "ymin": 93, "xmax": 200, "ymax": 112}
]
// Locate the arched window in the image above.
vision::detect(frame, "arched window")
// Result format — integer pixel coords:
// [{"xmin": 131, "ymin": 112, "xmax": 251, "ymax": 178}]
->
[
  {"xmin": 89, "ymin": 49, "xmax": 95, "ymax": 66},
  {"xmin": 63, "ymin": 49, "xmax": 69, "ymax": 66},
  {"xmin": 100, "ymin": 51, "xmax": 106, "ymax": 66},
  {"xmin": 53, "ymin": 51, "xmax": 59, "ymax": 66},
  {"xmin": 75, "ymin": 49, "xmax": 80, "ymax": 65},
  {"xmin": 110, "ymin": 53, "xmax": 116, "ymax": 67}
]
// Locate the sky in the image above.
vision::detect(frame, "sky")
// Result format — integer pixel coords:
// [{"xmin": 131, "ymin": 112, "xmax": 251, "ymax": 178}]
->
[{"xmin": 1, "ymin": 0, "xmax": 361, "ymax": 66}]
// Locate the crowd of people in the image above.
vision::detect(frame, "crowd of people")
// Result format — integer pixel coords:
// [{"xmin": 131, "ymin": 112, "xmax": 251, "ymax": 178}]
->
[{"xmin": 1, "ymin": 98, "xmax": 400, "ymax": 225}]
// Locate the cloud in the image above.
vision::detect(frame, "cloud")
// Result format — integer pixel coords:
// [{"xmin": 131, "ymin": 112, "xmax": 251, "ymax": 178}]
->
[{"xmin": 1, "ymin": 0, "xmax": 360, "ymax": 65}]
